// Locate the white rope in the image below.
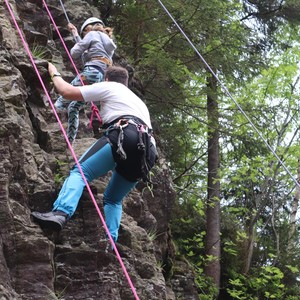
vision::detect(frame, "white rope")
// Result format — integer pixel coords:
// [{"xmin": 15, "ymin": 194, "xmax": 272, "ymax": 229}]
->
[{"xmin": 58, "ymin": 0, "xmax": 70, "ymax": 23}]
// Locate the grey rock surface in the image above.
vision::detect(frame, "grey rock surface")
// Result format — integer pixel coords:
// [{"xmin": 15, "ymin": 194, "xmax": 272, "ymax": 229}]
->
[{"xmin": 0, "ymin": 0, "xmax": 199, "ymax": 299}]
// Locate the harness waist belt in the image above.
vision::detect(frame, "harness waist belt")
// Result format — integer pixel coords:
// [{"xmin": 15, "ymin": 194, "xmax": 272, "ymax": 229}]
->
[
  {"xmin": 126, "ymin": 120, "xmax": 152, "ymax": 134},
  {"xmin": 90, "ymin": 56, "xmax": 112, "ymax": 66},
  {"xmin": 102, "ymin": 115, "xmax": 152, "ymax": 134}
]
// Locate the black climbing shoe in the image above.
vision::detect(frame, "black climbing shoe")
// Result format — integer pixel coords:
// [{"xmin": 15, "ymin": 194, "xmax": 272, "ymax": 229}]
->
[{"xmin": 31, "ymin": 210, "xmax": 68, "ymax": 231}]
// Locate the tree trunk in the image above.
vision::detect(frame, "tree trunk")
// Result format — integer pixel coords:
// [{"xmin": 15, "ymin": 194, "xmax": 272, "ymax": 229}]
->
[
  {"xmin": 288, "ymin": 157, "xmax": 300, "ymax": 251},
  {"xmin": 204, "ymin": 74, "xmax": 221, "ymax": 291}
]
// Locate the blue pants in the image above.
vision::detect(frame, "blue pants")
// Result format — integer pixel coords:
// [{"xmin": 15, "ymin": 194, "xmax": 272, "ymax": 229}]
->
[
  {"xmin": 52, "ymin": 136, "xmax": 137, "ymax": 242},
  {"xmin": 54, "ymin": 65, "xmax": 104, "ymax": 143}
]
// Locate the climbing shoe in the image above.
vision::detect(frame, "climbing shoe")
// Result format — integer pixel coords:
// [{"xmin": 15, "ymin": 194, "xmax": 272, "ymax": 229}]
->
[{"xmin": 31, "ymin": 210, "xmax": 68, "ymax": 231}]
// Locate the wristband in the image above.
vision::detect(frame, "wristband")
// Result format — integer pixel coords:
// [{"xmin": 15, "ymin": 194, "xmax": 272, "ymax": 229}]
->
[{"xmin": 51, "ymin": 72, "xmax": 61, "ymax": 80}]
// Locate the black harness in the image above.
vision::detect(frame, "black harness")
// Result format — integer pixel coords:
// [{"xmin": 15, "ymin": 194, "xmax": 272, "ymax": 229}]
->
[{"xmin": 104, "ymin": 116, "xmax": 157, "ymax": 182}]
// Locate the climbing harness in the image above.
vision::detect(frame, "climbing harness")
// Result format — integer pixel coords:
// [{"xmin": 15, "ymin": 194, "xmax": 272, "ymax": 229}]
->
[
  {"xmin": 105, "ymin": 117, "xmax": 156, "ymax": 182},
  {"xmin": 90, "ymin": 56, "xmax": 112, "ymax": 66},
  {"xmin": 157, "ymin": 0, "xmax": 300, "ymax": 190},
  {"xmin": 4, "ymin": 1, "xmax": 139, "ymax": 299}
]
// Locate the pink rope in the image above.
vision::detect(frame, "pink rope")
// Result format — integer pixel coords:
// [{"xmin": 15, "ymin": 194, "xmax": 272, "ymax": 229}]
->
[
  {"xmin": 42, "ymin": 0, "xmax": 102, "ymax": 126},
  {"xmin": 4, "ymin": 1, "xmax": 139, "ymax": 299}
]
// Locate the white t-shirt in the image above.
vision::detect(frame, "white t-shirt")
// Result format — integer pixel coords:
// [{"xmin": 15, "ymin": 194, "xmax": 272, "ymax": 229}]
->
[{"xmin": 79, "ymin": 81, "xmax": 152, "ymax": 128}]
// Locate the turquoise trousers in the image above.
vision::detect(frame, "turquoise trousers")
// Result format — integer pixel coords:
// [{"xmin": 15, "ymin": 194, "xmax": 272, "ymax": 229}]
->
[{"xmin": 52, "ymin": 137, "xmax": 137, "ymax": 242}]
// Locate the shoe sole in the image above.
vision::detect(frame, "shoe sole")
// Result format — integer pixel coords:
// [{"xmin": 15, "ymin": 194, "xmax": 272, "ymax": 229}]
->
[{"xmin": 31, "ymin": 214, "xmax": 63, "ymax": 231}]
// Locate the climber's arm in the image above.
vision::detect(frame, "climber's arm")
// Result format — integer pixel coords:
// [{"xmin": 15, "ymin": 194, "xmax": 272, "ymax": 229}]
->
[{"xmin": 48, "ymin": 63, "xmax": 84, "ymax": 101}]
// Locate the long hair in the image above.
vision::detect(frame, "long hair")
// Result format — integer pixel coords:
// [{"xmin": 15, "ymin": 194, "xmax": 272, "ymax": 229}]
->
[
  {"xmin": 82, "ymin": 24, "xmax": 114, "ymax": 38},
  {"xmin": 105, "ymin": 66, "xmax": 129, "ymax": 86}
]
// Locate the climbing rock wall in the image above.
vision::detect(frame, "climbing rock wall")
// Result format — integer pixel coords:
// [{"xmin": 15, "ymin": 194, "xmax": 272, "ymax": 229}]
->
[{"xmin": 0, "ymin": 0, "xmax": 199, "ymax": 299}]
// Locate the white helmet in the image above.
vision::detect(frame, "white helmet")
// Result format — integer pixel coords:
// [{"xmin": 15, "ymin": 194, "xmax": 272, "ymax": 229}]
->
[{"xmin": 80, "ymin": 17, "xmax": 104, "ymax": 35}]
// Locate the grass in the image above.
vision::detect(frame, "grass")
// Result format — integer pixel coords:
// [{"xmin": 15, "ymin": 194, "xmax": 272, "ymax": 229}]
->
[
  {"xmin": 31, "ymin": 44, "xmax": 48, "ymax": 59},
  {"xmin": 146, "ymin": 227, "xmax": 157, "ymax": 242}
]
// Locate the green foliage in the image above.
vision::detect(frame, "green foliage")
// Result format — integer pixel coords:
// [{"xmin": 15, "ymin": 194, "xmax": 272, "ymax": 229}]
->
[
  {"xmin": 170, "ymin": 20, "xmax": 300, "ymax": 299},
  {"xmin": 226, "ymin": 265, "xmax": 300, "ymax": 300},
  {"xmin": 107, "ymin": 0, "xmax": 300, "ymax": 298},
  {"xmin": 195, "ymin": 272, "xmax": 219, "ymax": 299}
]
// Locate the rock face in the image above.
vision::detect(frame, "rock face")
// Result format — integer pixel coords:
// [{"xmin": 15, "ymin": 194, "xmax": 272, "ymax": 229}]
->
[{"xmin": 0, "ymin": 0, "xmax": 199, "ymax": 299}]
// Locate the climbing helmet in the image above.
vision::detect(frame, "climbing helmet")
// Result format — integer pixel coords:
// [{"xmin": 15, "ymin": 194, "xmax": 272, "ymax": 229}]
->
[{"xmin": 80, "ymin": 17, "xmax": 104, "ymax": 35}]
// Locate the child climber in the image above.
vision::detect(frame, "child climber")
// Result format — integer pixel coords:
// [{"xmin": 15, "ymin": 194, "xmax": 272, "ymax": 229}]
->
[{"xmin": 55, "ymin": 17, "xmax": 117, "ymax": 143}]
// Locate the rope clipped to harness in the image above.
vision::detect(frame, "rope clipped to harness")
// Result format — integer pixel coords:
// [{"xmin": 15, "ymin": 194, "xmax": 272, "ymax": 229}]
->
[{"xmin": 89, "ymin": 104, "xmax": 102, "ymax": 128}]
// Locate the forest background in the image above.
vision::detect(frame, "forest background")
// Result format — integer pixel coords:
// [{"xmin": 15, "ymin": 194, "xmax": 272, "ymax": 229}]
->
[
  {"xmin": 49, "ymin": 0, "xmax": 300, "ymax": 299},
  {"xmin": 102, "ymin": 0, "xmax": 300, "ymax": 299}
]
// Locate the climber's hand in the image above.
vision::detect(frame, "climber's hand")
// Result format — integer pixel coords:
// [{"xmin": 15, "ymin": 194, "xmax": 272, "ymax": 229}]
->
[
  {"xmin": 48, "ymin": 62, "xmax": 58, "ymax": 77},
  {"xmin": 67, "ymin": 23, "xmax": 78, "ymax": 36}
]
